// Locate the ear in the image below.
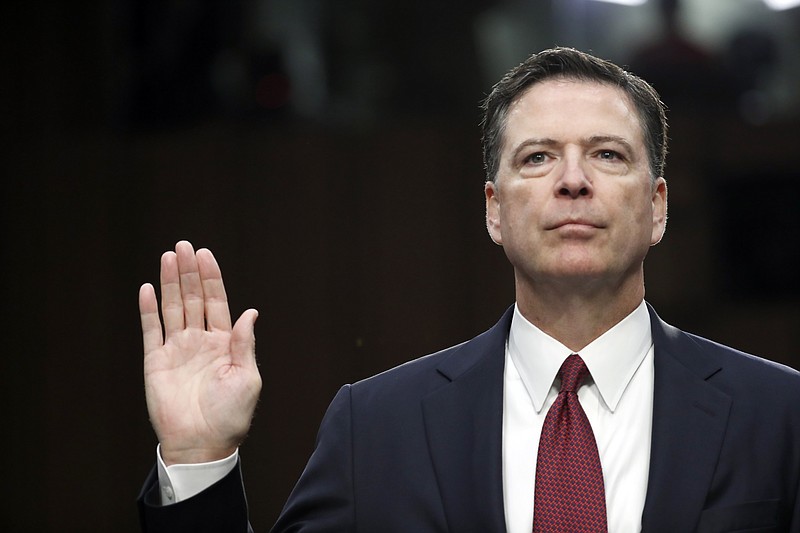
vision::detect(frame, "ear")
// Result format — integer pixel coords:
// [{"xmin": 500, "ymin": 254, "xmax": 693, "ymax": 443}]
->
[
  {"xmin": 485, "ymin": 181, "xmax": 503, "ymax": 245},
  {"xmin": 650, "ymin": 177, "xmax": 668, "ymax": 246}
]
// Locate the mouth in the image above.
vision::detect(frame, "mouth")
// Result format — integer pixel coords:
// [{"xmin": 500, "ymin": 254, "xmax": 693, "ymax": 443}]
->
[{"xmin": 546, "ymin": 219, "xmax": 604, "ymax": 231}]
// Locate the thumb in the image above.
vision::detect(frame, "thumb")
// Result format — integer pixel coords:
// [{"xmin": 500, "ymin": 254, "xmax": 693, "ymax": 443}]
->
[{"xmin": 230, "ymin": 308, "xmax": 258, "ymax": 367}]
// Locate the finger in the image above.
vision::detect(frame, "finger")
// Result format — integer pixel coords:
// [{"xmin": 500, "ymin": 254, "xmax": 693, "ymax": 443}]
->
[
  {"xmin": 160, "ymin": 251, "xmax": 184, "ymax": 337},
  {"xmin": 139, "ymin": 283, "xmax": 164, "ymax": 356},
  {"xmin": 230, "ymin": 309, "xmax": 259, "ymax": 368},
  {"xmin": 197, "ymin": 248, "xmax": 232, "ymax": 332},
  {"xmin": 175, "ymin": 241, "xmax": 205, "ymax": 330}
]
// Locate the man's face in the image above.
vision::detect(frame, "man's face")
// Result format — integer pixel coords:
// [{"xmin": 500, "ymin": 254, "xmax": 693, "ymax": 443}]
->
[{"xmin": 485, "ymin": 78, "xmax": 667, "ymax": 295}]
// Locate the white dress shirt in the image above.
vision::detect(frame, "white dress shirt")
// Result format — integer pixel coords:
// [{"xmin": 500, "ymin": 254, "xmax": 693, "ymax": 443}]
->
[
  {"xmin": 159, "ymin": 301, "xmax": 655, "ymax": 533},
  {"xmin": 503, "ymin": 300, "xmax": 654, "ymax": 533},
  {"xmin": 156, "ymin": 443, "xmax": 237, "ymax": 504}
]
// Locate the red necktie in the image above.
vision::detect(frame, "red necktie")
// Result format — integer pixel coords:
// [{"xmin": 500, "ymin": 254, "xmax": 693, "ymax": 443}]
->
[{"xmin": 533, "ymin": 354, "xmax": 608, "ymax": 532}]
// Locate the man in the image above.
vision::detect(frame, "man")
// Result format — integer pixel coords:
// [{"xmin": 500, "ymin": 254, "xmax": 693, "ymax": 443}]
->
[{"xmin": 137, "ymin": 48, "xmax": 800, "ymax": 532}]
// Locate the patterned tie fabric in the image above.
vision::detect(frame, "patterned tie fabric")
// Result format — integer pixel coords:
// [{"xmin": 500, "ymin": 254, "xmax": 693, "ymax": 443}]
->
[{"xmin": 533, "ymin": 354, "xmax": 607, "ymax": 533}]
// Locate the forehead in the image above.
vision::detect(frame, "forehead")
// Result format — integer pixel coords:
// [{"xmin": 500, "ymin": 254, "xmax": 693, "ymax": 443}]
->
[{"xmin": 502, "ymin": 78, "xmax": 646, "ymax": 152}]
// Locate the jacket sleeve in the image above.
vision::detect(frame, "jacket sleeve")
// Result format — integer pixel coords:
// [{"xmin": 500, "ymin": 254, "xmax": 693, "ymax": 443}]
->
[
  {"xmin": 137, "ymin": 459, "xmax": 252, "ymax": 533},
  {"xmin": 271, "ymin": 385, "xmax": 356, "ymax": 532}
]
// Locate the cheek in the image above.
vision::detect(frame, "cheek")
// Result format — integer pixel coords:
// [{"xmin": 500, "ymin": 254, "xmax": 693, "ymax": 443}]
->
[
  {"xmin": 623, "ymin": 183, "xmax": 653, "ymax": 213},
  {"xmin": 616, "ymin": 189, "xmax": 655, "ymax": 239},
  {"xmin": 505, "ymin": 199, "xmax": 544, "ymax": 239}
]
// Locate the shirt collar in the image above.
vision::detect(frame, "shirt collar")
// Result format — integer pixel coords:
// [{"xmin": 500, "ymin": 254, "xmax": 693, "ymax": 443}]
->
[{"xmin": 508, "ymin": 300, "xmax": 652, "ymax": 413}]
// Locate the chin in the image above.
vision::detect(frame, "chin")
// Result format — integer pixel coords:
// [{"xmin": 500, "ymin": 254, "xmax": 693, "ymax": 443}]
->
[{"xmin": 548, "ymin": 254, "xmax": 607, "ymax": 276}]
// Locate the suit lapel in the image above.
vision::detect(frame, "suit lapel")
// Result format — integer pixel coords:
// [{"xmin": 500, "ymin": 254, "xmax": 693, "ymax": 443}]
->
[
  {"xmin": 641, "ymin": 305, "xmax": 732, "ymax": 532},
  {"xmin": 419, "ymin": 304, "xmax": 733, "ymax": 532},
  {"xmin": 422, "ymin": 308, "xmax": 512, "ymax": 533}
]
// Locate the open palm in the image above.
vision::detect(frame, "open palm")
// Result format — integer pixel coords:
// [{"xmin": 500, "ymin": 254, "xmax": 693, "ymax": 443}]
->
[{"xmin": 139, "ymin": 241, "xmax": 261, "ymax": 465}]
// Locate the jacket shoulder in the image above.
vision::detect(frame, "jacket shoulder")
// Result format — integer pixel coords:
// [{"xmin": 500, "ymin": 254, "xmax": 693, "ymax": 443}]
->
[
  {"xmin": 684, "ymin": 330, "xmax": 800, "ymax": 396},
  {"xmin": 349, "ymin": 307, "xmax": 514, "ymax": 404}
]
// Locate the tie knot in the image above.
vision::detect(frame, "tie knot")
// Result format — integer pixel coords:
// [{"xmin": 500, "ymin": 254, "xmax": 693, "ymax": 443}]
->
[{"xmin": 558, "ymin": 354, "xmax": 589, "ymax": 393}]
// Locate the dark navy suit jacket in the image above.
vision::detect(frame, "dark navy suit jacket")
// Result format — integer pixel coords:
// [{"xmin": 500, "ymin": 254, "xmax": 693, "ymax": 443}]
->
[{"xmin": 139, "ymin": 304, "xmax": 800, "ymax": 532}]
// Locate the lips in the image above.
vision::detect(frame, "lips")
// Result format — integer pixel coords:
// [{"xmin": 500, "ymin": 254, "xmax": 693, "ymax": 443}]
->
[{"xmin": 546, "ymin": 219, "xmax": 604, "ymax": 230}]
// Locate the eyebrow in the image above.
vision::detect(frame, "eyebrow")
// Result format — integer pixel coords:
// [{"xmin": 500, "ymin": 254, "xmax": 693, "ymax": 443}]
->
[
  {"xmin": 585, "ymin": 135, "xmax": 635, "ymax": 154},
  {"xmin": 510, "ymin": 138, "xmax": 558, "ymax": 162}
]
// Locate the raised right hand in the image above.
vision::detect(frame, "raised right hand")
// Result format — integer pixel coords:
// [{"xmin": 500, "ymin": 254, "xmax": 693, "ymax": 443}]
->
[{"xmin": 139, "ymin": 241, "xmax": 262, "ymax": 465}]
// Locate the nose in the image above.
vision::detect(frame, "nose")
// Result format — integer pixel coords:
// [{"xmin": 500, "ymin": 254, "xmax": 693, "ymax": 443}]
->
[{"xmin": 555, "ymin": 157, "xmax": 593, "ymax": 199}]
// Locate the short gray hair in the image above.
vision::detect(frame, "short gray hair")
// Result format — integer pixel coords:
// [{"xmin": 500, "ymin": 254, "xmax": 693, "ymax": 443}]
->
[{"xmin": 480, "ymin": 47, "xmax": 668, "ymax": 183}]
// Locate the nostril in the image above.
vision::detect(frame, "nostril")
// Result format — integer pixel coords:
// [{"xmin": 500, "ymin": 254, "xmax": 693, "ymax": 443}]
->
[{"xmin": 558, "ymin": 187, "xmax": 589, "ymax": 198}]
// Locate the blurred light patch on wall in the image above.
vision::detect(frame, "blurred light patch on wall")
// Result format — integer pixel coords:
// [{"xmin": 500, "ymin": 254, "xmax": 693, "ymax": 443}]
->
[
  {"xmin": 763, "ymin": 0, "xmax": 800, "ymax": 10},
  {"xmin": 114, "ymin": 0, "xmax": 800, "ymax": 130},
  {"xmin": 589, "ymin": 0, "xmax": 648, "ymax": 5},
  {"xmin": 474, "ymin": 0, "xmax": 800, "ymax": 123}
]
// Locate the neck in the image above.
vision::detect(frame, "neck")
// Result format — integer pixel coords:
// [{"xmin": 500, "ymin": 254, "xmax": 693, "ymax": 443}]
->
[{"xmin": 514, "ymin": 272, "xmax": 645, "ymax": 352}]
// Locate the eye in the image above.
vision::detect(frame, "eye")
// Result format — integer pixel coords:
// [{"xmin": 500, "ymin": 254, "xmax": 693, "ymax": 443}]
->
[
  {"xmin": 598, "ymin": 150, "xmax": 623, "ymax": 161},
  {"xmin": 524, "ymin": 152, "xmax": 548, "ymax": 165}
]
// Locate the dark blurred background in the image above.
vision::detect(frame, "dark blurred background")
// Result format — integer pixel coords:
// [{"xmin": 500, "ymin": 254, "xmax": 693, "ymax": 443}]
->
[{"xmin": 3, "ymin": 0, "xmax": 799, "ymax": 530}]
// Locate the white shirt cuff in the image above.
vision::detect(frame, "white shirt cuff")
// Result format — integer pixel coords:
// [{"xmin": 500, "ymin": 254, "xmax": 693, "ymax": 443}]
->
[{"xmin": 155, "ymin": 444, "xmax": 239, "ymax": 505}]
